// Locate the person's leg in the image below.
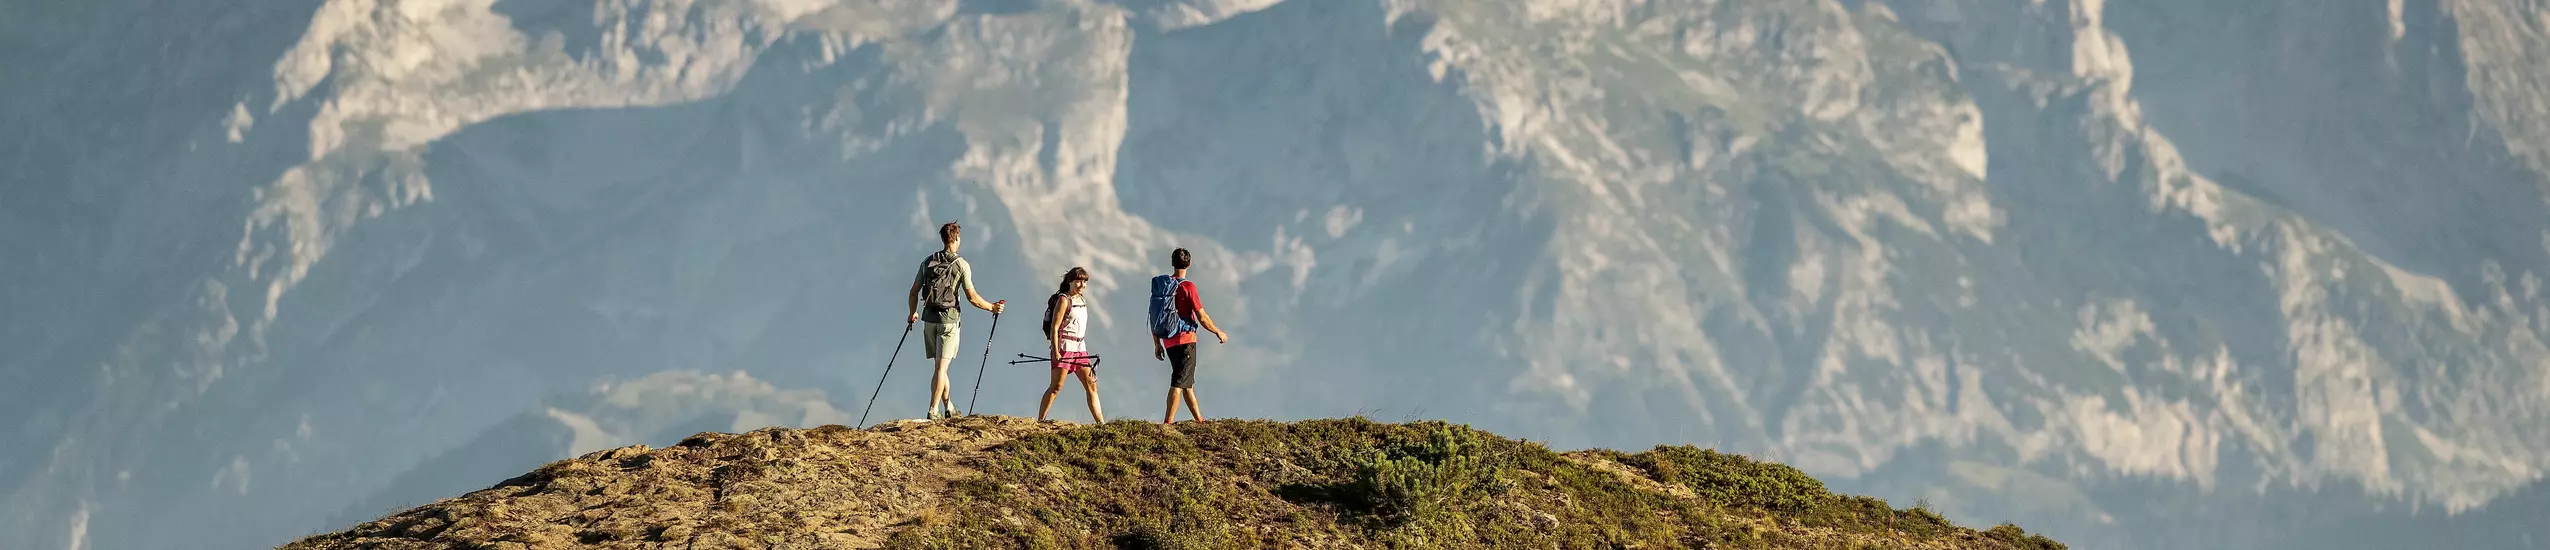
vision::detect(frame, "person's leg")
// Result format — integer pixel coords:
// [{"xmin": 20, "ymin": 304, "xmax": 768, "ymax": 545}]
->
[
  {"xmin": 921, "ymin": 322, "xmax": 952, "ymax": 419},
  {"xmin": 935, "ymin": 323, "xmax": 961, "ymax": 416},
  {"xmin": 931, "ymin": 354, "xmax": 954, "ymax": 416},
  {"xmin": 1165, "ymin": 343, "xmax": 1199, "ymax": 422},
  {"xmin": 1180, "ymin": 344, "xmax": 1203, "ymax": 421},
  {"xmin": 1164, "ymin": 343, "xmax": 1195, "ymax": 423},
  {"xmin": 1075, "ymin": 367, "xmax": 1104, "ymax": 423},
  {"xmin": 1037, "ymin": 366, "xmax": 1066, "ymax": 421}
]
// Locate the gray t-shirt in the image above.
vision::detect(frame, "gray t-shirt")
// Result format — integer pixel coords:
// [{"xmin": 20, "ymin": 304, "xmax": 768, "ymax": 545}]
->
[{"xmin": 912, "ymin": 254, "xmax": 977, "ymax": 324}]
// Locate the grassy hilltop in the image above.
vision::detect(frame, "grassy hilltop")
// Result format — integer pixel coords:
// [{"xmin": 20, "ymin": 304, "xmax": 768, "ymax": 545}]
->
[{"xmin": 285, "ymin": 416, "xmax": 2067, "ymax": 549}]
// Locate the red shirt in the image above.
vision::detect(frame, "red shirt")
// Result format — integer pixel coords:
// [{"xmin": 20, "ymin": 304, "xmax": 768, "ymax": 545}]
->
[{"xmin": 1162, "ymin": 280, "xmax": 1204, "ymax": 347}]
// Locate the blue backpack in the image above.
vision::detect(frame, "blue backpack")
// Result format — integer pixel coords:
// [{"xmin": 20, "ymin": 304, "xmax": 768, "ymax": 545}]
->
[{"xmin": 1147, "ymin": 275, "xmax": 1196, "ymax": 340}]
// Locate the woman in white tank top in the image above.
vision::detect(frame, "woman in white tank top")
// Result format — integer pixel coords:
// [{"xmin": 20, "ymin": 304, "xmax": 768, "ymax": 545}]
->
[{"xmin": 1039, "ymin": 267, "xmax": 1105, "ymax": 422}]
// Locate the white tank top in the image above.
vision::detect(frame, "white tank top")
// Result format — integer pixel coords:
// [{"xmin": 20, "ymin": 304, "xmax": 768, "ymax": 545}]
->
[{"xmin": 1056, "ymin": 295, "xmax": 1090, "ymax": 352}]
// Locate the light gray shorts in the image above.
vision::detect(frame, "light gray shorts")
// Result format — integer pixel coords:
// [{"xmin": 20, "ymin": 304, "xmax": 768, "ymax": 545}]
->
[{"xmin": 923, "ymin": 321, "xmax": 961, "ymax": 359}]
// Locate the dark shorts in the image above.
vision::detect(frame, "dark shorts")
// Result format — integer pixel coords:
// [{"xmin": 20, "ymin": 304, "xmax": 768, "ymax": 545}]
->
[{"xmin": 1166, "ymin": 343, "xmax": 1198, "ymax": 389}]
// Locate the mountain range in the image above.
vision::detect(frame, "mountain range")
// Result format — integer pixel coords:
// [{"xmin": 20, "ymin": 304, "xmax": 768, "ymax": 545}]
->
[{"xmin": 4, "ymin": 0, "xmax": 2548, "ymax": 548}]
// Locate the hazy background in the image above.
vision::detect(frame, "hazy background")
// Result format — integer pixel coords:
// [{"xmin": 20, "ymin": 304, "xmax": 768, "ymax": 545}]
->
[{"xmin": 6, "ymin": 0, "xmax": 2550, "ymax": 548}]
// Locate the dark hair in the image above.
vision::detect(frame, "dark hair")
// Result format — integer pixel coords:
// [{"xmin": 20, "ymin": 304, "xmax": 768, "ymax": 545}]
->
[
  {"xmin": 1057, "ymin": 266, "xmax": 1088, "ymax": 294},
  {"xmin": 938, "ymin": 221, "xmax": 961, "ymax": 245},
  {"xmin": 1171, "ymin": 248, "xmax": 1191, "ymax": 270}
]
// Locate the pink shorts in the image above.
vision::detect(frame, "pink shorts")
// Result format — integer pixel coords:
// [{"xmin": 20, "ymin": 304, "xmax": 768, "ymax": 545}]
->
[{"xmin": 1050, "ymin": 350, "xmax": 1094, "ymax": 374}]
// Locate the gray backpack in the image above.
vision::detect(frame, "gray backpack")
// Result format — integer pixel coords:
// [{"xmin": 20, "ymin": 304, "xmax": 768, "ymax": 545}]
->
[{"xmin": 921, "ymin": 252, "xmax": 963, "ymax": 314}]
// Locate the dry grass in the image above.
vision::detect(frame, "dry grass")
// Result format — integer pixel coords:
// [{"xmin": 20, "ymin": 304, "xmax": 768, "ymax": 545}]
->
[{"xmin": 285, "ymin": 416, "xmax": 2066, "ymax": 550}]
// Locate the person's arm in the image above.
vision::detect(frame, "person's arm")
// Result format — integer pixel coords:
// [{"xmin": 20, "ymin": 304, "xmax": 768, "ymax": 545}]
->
[
  {"xmin": 1181, "ymin": 281, "xmax": 1226, "ymax": 343},
  {"xmin": 1154, "ymin": 336, "xmax": 1166, "ymax": 361},
  {"xmin": 906, "ymin": 277, "xmax": 922, "ymax": 323},
  {"xmin": 959, "ymin": 260, "xmax": 1004, "ymax": 313},
  {"xmin": 966, "ymin": 287, "xmax": 998, "ymax": 312},
  {"xmin": 1196, "ymin": 308, "xmax": 1227, "ymax": 343},
  {"xmin": 1049, "ymin": 296, "xmax": 1068, "ymax": 358},
  {"xmin": 1047, "ymin": 296, "xmax": 1068, "ymax": 343}
]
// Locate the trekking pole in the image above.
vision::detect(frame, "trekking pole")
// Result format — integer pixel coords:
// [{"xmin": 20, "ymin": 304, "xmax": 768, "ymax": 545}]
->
[
  {"xmin": 856, "ymin": 321, "xmax": 916, "ymax": 429},
  {"xmin": 1012, "ymin": 354, "xmax": 1100, "ymax": 379},
  {"xmin": 964, "ymin": 300, "xmax": 1005, "ymax": 416},
  {"xmin": 1011, "ymin": 353, "xmax": 1100, "ymax": 368}
]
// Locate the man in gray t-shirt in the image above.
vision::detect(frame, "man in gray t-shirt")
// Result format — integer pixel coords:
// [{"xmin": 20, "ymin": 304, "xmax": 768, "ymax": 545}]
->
[{"xmin": 907, "ymin": 222, "xmax": 1004, "ymax": 420}]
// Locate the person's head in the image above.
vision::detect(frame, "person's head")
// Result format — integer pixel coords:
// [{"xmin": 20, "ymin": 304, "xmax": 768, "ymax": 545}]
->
[
  {"xmin": 1058, "ymin": 267, "xmax": 1089, "ymax": 296},
  {"xmin": 938, "ymin": 221, "xmax": 962, "ymax": 251},
  {"xmin": 1170, "ymin": 247, "xmax": 1191, "ymax": 271}
]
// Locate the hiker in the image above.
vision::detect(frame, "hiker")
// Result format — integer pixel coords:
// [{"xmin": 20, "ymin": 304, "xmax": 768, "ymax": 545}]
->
[
  {"xmin": 1149, "ymin": 248, "xmax": 1227, "ymax": 424},
  {"xmin": 1036, "ymin": 267, "xmax": 1104, "ymax": 423},
  {"xmin": 907, "ymin": 221, "xmax": 1004, "ymax": 420}
]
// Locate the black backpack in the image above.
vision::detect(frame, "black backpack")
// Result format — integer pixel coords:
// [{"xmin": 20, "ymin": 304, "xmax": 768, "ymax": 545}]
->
[
  {"xmin": 922, "ymin": 252, "xmax": 963, "ymax": 314},
  {"xmin": 1041, "ymin": 293, "xmax": 1068, "ymax": 340}
]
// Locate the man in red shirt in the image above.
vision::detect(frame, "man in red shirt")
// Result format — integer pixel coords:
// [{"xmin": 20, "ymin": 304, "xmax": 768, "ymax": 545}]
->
[{"xmin": 1154, "ymin": 248, "xmax": 1228, "ymax": 424}]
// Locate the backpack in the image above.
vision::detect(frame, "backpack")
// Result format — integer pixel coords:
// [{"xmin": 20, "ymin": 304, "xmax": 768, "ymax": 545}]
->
[
  {"xmin": 1041, "ymin": 292, "xmax": 1068, "ymax": 340},
  {"xmin": 922, "ymin": 252, "xmax": 963, "ymax": 314},
  {"xmin": 1146, "ymin": 275, "xmax": 1195, "ymax": 340}
]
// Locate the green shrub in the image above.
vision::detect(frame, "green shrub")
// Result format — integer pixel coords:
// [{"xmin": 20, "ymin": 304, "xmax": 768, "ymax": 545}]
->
[
  {"xmin": 1895, "ymin": 501, "xmax": 1953, "ymax": 535},
  {"xmin": 1122, "ymin": 468, "xmax": 1241, "ymax": 549},
  {"xmin": 1625, "ymin": 446, "xmax": 1832, "ymax": 513},
  {"xmin": 1985, "ymin": 523, "xmax": 2067, "ymax": 550},
  {"xmin": 1343, "ymin": 425, "xmax": 1510, "ymax": 529}
]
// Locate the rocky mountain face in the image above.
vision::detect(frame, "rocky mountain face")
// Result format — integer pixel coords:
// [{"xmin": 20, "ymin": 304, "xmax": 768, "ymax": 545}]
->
[{"xmin": 3, "ymin": 0, "xmax": 2546, "ymax": 549}]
